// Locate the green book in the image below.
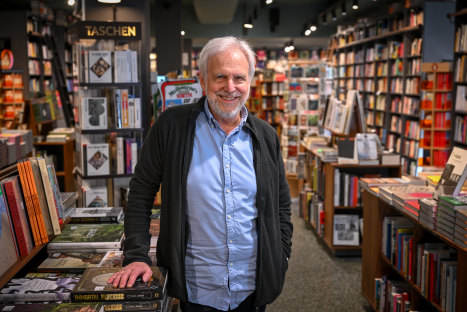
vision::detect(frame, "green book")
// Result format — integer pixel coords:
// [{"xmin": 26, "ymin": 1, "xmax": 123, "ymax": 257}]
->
[{"xmin": 47, "ymin": 223, "xmax": 124, "ymax": 252}]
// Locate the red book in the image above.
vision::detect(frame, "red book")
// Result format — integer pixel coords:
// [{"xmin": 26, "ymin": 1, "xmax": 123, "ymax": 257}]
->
[
  {"xmin": 125, "ymin": 138, "xmax": 133, "ymax": 174},
  {"xmin": 2, "ymin": 176, "xmax": 34, "ymax": 256}
]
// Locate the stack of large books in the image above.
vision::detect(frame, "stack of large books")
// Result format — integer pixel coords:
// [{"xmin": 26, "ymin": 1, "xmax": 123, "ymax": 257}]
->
[
  {"xmin": 437, "ymin": 196, "xmax": 467, "ymax": 241},
  {"xmin": 418, "ymin": 198, "xmax": 437, "ymax": 230},
  {"xmin": 70, "ymin": 266, "xmax": 170, "ymax": 312},
  {"xmin": 379, "ymin": 185, "xmax": 434, "ymax": 217},
  {"xmin": 454, "ymin": 208, "xmax": 467, "ymax": 248}
]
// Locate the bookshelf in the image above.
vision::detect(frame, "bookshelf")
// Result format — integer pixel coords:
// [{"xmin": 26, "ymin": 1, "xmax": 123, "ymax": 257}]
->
[
  {"xmin": 0, "ymin": 70, "xmax": 26, "ymax": 129},
  {"xmin": 71, "ymin": 21, "xmax": 145, "ymax": 208},
  {"xmin": 452, "ymin": 2, "xmax": 467, "ymax": 149},
  {"xmin": 360, "ymin": 189, "xmax": 467, "ymax": 311},
  {"xmin": 419, "ymin": 62, "xmax": 452, "ymax": 167},
  {"xmin": 329, "ymin": 1, "xmax": 455, "ymax": 176}
]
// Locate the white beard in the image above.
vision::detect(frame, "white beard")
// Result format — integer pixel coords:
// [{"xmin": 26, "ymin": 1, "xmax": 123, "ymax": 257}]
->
[{"xmin": 207, "ymin": 90, "xmax": 249, "ymax": 121}]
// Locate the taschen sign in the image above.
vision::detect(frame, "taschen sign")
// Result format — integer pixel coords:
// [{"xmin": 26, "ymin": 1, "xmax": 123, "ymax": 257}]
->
[{"xmin": 75, "ymin": 21, "xmax": 141, "ymax": 40}]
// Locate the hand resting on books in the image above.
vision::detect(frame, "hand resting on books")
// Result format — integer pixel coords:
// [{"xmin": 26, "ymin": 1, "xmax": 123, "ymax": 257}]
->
[{"xmin": 107, "ymin": 261, "xmax": 153, "ymax": 288}]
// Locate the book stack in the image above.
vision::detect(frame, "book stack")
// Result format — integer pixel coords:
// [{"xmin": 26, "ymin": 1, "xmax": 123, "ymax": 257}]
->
[
  {"xmin": 454, "ymin": 209, "xmax": 467, "ymax": 249},
  {"xmin": 437, "ymin": 196, "xmax": 467, "ymax": 241},
  {"xmin": 359, "ymin": 177, "xmax": 409, "ymax": 196},
  {"xmin": 70, "ymin": 266, "xmax": 170, "ymax": 312},
  {"xmin": 418, "ymin": 198, "xmax": 437, "ymax": 230},
  {"xmin": 68, "ymin": 207, "xmax": 123, "ymax": 224}
]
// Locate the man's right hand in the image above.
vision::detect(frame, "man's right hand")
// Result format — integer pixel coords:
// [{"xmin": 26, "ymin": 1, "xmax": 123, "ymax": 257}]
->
[{"xmin": 107, "ymin": 261, "xmax": 153, "ymax": 288}]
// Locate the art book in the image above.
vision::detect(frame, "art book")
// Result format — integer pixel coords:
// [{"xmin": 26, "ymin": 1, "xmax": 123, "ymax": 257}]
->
[
  {"xmin": 47, "ymin": 223, "xmax": 124, "ymax": 253},
  {"xmin": 332, "ymin": 214, "xmax": 359, "ymax": 246},
  {"xmin": 84, "ymin": 186, "xmax": 108, "ymax": 208},
  {"xmin": 80, "ymin": 97, "xmax": 108, "ymax": 130},
  {"xmin": 100, "ymin": 300, "xmax": 164, "ymax": 312},
  {"xmin": 71, "ymin": 266, "xmax": 166, "ymax": 302},
  {"xmin": 0, "ymin": 276, "xmax": 80, "ymax": 302},
  {"xmin": 85, "ymin": 143, "xmax": 110, "ymax": 176},
  {"xmin": 51, "ymin": 302, "xmax": 103, "ymax": 312},
  {"xmin": 434, "ymin": 146, "xmax": 467, "ymax": 199},
  {"xmin": 0, "ymin": 185, "xmax": 19, "ymax": 277},
  {"xmin": 69, "ymin": 206, "xmax": 123, "ymax": 223},
  {"xmin": 88, "ymin": 50, "xmax": 112, "ymax": 83},
  {"xmin": 37, "ymin": 252, "xmax": 106, "ymax": 273},
  {"xmin": 0, "ymin": 303, "xmax": 59, "ymax": 311},
  {"xmin": 98, "ymin": 251, "xmax": 157, "ymax": 268}
]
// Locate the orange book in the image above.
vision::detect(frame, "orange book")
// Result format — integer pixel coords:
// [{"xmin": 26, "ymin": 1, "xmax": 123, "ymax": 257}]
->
[
  {"xmin": 23, "ymin": 159, "xmax": 49, "ymax": 244},
  {"xmin": 16, "ymin": 160, "xmax": 41, "ymax": 246}
]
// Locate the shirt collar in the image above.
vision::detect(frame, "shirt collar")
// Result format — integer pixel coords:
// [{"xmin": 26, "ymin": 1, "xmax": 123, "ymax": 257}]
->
[{"xmin": 203, "ymin": 98, "xmax": 248, "ymax": 131}]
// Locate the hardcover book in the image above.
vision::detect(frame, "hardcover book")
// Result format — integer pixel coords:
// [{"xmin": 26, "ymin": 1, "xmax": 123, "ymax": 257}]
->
[
  {"xmin": 0, "ymin": 276, "xmax": 80, "ymax": 302},
  {"xmin": 98, "ymin": 251, "xmax": 157, "ymax": 268},
  {"xmin": 69, "ymin": 207, "xmax": 123, "ymax": 223},
  {"xmin": 71, "ymin": 266, "xmax": 166, "ymax": 302},
  {"xmin": 86, "ymin": 144, "xmax": 110, "ymax": 176},
  {"xmin": 84, "ymin": 186, "xmax": 108, "ymax": 208},
  {"xmin": 37, "ymin": 157, "xmax": 61, "ymax": 235},
  {"xmin": 101, "ymin": 300, "xmax": 163, "ymax": 312},
  {"xmin": 47, "ymin": 223, "xmax": 124, "ymax": 252},
  {"xmin": 0, "ymin": 186, "xmax": 19, "ymax": 277},
  {"xmin": 0, "ymin": 303, "xmax": 60, "ymax": 311},
  {"xmin": 332, "ymin": 214, "xmax": 359, "ymax": 246},
  {"xmin": 37, "ymin": 252, "xmax": 106, "ymax": 273},
  {"xmin": 51, "ymin": 302, "xmax": 103, "ymax": 312},
  {"xmin": 88, "ymin": 51, "xmax": 112, "ymax": 83},
  {"xmin": 29, "ymin": 157, "xmax": 54, "ymax": 236},
  {"xmin": 80, "ymin": 97, "xmax": 108, "ymax": 130}
]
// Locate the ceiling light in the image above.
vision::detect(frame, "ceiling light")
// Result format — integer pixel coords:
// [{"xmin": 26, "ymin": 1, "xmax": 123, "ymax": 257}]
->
[
  {"xmin": 310, "ymin": 20, "xmax": 317, "ymax": 31},
  {"xmin": 266, "ymin": 0, "xmax": 273, "ymax": 4},
  {"xmin": 181, "ymin": 30, "xmax": 186, "ymax": 36},
  {"xmin": 305, "ymin": 29, "xmax": 311, "ymax": 36},
  {"xmin": 352, "ymin": 0, "xmax": 358, "ymax": 9},
  {"xmin": 332, "ymin": 9, "xmax": 337, "ymax": 21},
  {"xmin": 98, "ymin": 0, "xmax": 121, "ymax": 3},
  {"xmin": 341, "ymin": 2, "xmax": 347, "ymax": 15},
  {"xmin": 243, "ymin": 17, "xmax": 253, "ymax": 29},
  {"xmin": 68, "ymin": 0, "xmax": 75, "ymax": 5}
]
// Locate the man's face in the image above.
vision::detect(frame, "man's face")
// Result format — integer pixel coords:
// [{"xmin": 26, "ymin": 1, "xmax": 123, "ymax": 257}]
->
[{"xmin": 199, "ymin": 48, "xmax": 251, "ymax": 122}]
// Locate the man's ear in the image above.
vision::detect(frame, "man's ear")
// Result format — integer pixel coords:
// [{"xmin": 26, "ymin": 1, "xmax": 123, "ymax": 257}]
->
[{"xmin": 198, "ymin": 72, "xmax": 206, "ymax": 93}]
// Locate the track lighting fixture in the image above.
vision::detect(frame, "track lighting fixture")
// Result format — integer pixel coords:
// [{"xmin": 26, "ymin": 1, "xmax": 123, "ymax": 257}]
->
[
  {"xmin": 352, "ymin": 0, "xmax": 359, "ymax": 10},
  {"xmin": 243, "ymin": 16, "xmax": 253, "ymax": 29},
  {"xmin": 341, "ymin": 2, "xmax": 347, "ymax": 16},
  {"xmin": 332, "ymin": 9, "xmax": 337, "ymax": 21}
]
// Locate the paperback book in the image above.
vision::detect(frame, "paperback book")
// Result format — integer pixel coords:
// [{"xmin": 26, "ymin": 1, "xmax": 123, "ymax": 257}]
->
[
  {"xmin": 47, "ymin": 223, "xmax": 124, "ymax": 253},
  {"xmin": 0, "ymin": 276, "xmax": 80, "ymax": 302},
  {"xmin": 37, "ymin": 252, "xmax": 106, "ymax": 273},
  {"xmin": 85, "ymin": 143, "xmax": 110, "ymax": 176},
  {"xmin": 332, "ymin": 214, "xmax": 359, "ymax": 246},
  {"xmin": 69, "ymin": 207, "xmax": 123, "ymax": 223},
  {"xmin": 84, "ymin": 186, "xmax": 108, "ymax": 208},
  {"xmin": 71, "ymin": 266, "xmax": 166, "ymax": 302},
  {"xmin": 434, "ymin": 146, "xmax": 467, "ymax": 199},
  {"xmin": 0, "ymin": 303, "xmax": 60, "ymax": 311},
  {"xmin": 51, "ymin": 302, "xmax": 103, "ymax": 312},
  {"xmin": 80, "ymin": 97, "xmax": 108, "ymax": 130}
]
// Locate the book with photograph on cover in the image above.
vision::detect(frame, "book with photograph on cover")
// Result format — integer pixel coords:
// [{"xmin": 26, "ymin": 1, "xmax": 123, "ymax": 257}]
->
[
  {"xmin": 80, "ymin": 97, "xmax": 108, "ymax": 130},
  {"xmin": 85, "ymin": 143, "xmax": 110, "ymax": 176},
  {"xmin": 84, "ymin": 186, "xmax": 108, "ymax": 208},
  {"xmin": 88, "ymin": 51, "xmax": 112, "ymax": 83},
  {"xmin": 71, "ymin": 266, "xmax": 166, "ymax": 302},
  {"xmin": 37, "ymin": 252, "xmax": 106, "ymax": 273},
  {"xmin": 434, "ymin": 146, "xmax": 467, "ymax": 199},
  {"xmin": 333, "ymin": 214, "xmax": 359, "ymax": 246}
]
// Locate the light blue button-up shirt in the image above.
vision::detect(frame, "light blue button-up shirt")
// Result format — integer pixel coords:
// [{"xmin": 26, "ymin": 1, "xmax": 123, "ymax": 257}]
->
[{"xmin": 185, "ymin": 100, "xmax": 258, "ymax": 311}]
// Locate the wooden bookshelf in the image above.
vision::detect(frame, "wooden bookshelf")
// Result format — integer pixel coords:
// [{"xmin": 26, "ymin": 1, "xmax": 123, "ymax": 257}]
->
[{"xmin": 361, "ymin": 190, "xmax": 467, "ymax": 311}]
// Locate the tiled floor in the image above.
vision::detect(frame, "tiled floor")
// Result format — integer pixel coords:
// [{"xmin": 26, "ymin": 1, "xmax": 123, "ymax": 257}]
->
[{"xmin": 267, "ymin": 199, "xmax": 372, "ymax": 312}]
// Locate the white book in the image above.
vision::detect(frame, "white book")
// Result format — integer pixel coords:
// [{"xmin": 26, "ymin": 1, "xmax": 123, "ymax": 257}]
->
[
  {"xmin": 134, "ymin": 97, "xmax": 141, "ymax": 128},
  {"xmin": 80, "ymin": 97, "xmax": 108, "ymax": 130},
  {"xmin": 116, "ymin": 137, "xmax": 124, "ymax": 174},
  {"xmin": 88, "ymin": 50, "xmax": 112, "ymax": 83},
  {"xmin": 332, "ymin": 214, "xmax": 359, "ymax": 246},
  {"xmin": 85, "ymin": 143, "xmax": 110, "ymax": 176},
  {"xmin": 131, "ymin": 141, "xmax": 138, "ymax": 173},
  {"xmin": 131, "ymin": 50, "xmax": 138, "ymax": 82},
  {"xmin": 114, "ymin": 50, "xmax": 131, "ymax": 83},
  {"xmin": 84, "ymin": 186, "xmax": 108, "ymax": 208}
]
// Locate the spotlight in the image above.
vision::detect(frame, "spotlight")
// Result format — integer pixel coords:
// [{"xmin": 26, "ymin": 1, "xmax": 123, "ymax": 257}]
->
[
  {"xmin": 305, "ymin": 29, "xmax": 311, "ymax": 36},
  {"xmin": 332, "ymin": 9, "xmax": 337, "ymax": 21},
  {"xmin": 352, "ymin": 0, "xmax": 358, "ymax": 10},
  {"xmin": 181, "ymin": 30, "xmax": 185, "ymax": 36},
  {"xmin": 266, "ymin": 0, "xmax": 273, "ymax": 4},
  {"xmin": 310, "ymin": 20, "xmax": 317, "ymax": 31},
  {"xmin": 98, "ymin": 0, "xmax": 121, "ymax": 3},
  {"xmin": 68, "ymin": 0, "xmax": 75, "ymax": 5},
  {"xmin": 244, "ymin": 16, "xmax": 253, "ymax": 29},
  {"xmin": 341, "ymin": 2, "xmax": 347, "ymax": 16}
]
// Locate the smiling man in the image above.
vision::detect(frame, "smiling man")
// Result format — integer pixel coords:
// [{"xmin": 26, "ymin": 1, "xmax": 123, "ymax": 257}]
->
[{"xmin": 109, "ymin": 36, "xmax": 293, "ymax": 312}]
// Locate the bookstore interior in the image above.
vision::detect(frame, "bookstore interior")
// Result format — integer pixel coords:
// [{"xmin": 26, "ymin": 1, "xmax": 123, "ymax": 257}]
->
[{"xmin": 0, "ymin": 0, "xmax": 467, "ymax": 311}]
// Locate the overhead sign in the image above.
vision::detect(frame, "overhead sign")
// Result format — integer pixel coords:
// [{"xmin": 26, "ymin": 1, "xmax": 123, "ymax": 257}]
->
[{"xmin": 76, "ymin": 21, "xmax": 141, "ymax": 40}]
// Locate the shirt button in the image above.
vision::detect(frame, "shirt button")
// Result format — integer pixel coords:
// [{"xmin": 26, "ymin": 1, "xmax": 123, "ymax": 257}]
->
[
  {"xmin": 225, "ymin": 164, "xmax": 229, "ymax": 168},
  {"xmin": 227, "ymin": 215, "xmax": 231, "ymax": 219},
  {"xmin": 229, "ymin": 240, "xmax": 233, "ymax": 243},
  {"xmin": 226, "ymin": 189, "xmax": 230, "ymax": 193},
  {"xmin": 230, "ymin": 262, "xmax": 233, "ymax": 266}
]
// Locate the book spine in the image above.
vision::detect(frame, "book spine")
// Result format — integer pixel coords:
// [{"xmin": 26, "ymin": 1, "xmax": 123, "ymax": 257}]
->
[
  {"xmin": 131, "ymin": 141, "xmax": 138, "ymax": 174},
  {"xmin": 48, "ymin": 240, "xmax": 121, "ymax": 250},
  {"xmin": 16, "ymin": 161, "xmax": 41, "ymax": 246},
  {"xmin": 47, "ymin": 163, "xmax": 64, "ymax": 223},
  {"xmin": 29, "ymin": 158, "xmax": 54, "ymax": 237},
  {"xmin": 122, "ymin": 89, "xmax": 129, "ymax": 128},
  {"xmin": 71, "ymin": 216, "xmax": 118, "ymax": 223},
  {"xmin": 23, "ymin": 160, "xmax": 49, "ymax": 244},
  {"xmin": 2, "ymin": 180, "xmax": 31, "ymax": 257},
  {"xmin": 134, "ymin": 97, "xmax": 141, "ymax": 128},
  {"xmin": 116, "ymin": 137, "xmax": 124, "ymax": 175},
  {"xmin": 71, "ymin": 288, "xmax": 163, "ymax": 302},
  {"xmin": 0, "ymin": 292, "xmax": 71, "ymax": 302},
  {"xmin": 114, "ymin": 89, "xmax": 122, "ymax": 129},
  {"xmin": 128, "ymin": 96, "xmax": 135, "ymax": 128},
  {"xmin": 131, "ymin": 50, "xmax": 138, "ymax": 82},
  {"xmin": 38, "ymin": 158, "xmax": 61, "ymax": 235},
  {"xmin": 125, "ymin": 139, "xmax": 132, "ymax": 174}
]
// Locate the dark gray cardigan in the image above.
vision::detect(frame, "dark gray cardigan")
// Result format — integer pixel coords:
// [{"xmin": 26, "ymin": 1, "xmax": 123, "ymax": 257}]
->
[{"xmin": 123, "ymin": 96, "xmax": 293, "ymax": 306}]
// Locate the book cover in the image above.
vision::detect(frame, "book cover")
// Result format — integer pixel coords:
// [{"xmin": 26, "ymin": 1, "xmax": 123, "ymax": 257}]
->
[
  {"xmin": 0, "ymin": 276, "xmax": 80, "ymax": 302},
  {"xmin": 114, "ymin": 50, "xmax": 131, "ymax": 83},
  {"xmin": 355, "ymin": 133, "xmax": 379, "ymax": 165},
  {"xmin": 84, "ymin": 186, "xmax": 108, "ymax": 208},
  {"xmin": 101, "ymin": 300, "xmax": 163, "ymax": 312},
  {"xmin": 98, "ymin": 250, "xmax": 157, "ymax": 268},
  {"xmin": 69, "ymin": 207, "xmax": 123, "ymax": 223},
  {"xmin": 51, "ymin": 302, "xmax": 103, "ymax": 312},
  {"xmin": 81, "ymin": 97, "xmax": 108, "ymax": 130},
  {"xmin": 47, "ymin": 163, "xmax": 65, "ymax": 223},
  {"xmin": 28, "ymin": 157, "xmax": 54, "ymax": 236},
  {"xmin": 47, "ymin": 223, "xmax": 124, "ymax": 251},
  {"xmin": 336, "ymin": 137, "xmax": 358, "ymax": 164},
  {"xmin": 332, "ymin": 214, "xmax": 359, "ymax": 246},
  {"xmin": 37, "ymin": 157, "xmax": 61, "ymax": 235},
  {"xmin": 0, "ymin": 185, "xmax": 19, "ymax": 277},
  {"xmin": 86, "ymin": 143, "xmax": 110, "ymax": 176},
  {"xmin": 71, "ymin": 266, "xmax": 165, "ymax": 302},
  {"xmin": 134, "ymin": 97, "xmax": 142, "ymax": 128},
  {"xmin": 130, "ymin": 50, "xmax": 138, "ymax": 83},
  {"xmin": 434, "ymin": 147, "xmax": 467, "ymax": 199},
  {"xmin": 2, "ymin": 176, "xmax": 34, "ymax": 256},
  {"xmin": 38, "ymin": 252, "xmax": 106, "ymax": 273},
  {"xmin": 89, "ymin": 51, "xmax": 112, "ymax": 83}
]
